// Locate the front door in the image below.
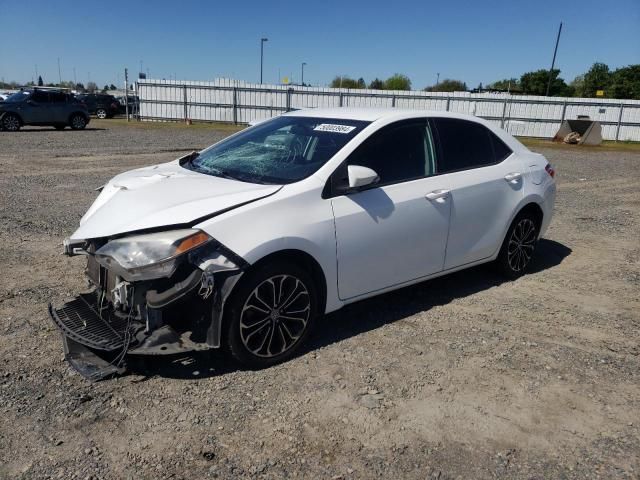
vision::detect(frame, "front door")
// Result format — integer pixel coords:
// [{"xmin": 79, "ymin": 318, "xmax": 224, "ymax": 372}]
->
[{"xmin": 330, "ymin": 120, "xmax": 451, "ymax": 300}]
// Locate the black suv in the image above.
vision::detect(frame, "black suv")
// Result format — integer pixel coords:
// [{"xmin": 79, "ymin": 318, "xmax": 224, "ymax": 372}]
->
[
  {"xmin": 0, "ymin": 88, "xmax": 90, "ymax": 131},
  {"xmin": 76, "ymin": 93, "xmax": 120, "ymax": 119}
]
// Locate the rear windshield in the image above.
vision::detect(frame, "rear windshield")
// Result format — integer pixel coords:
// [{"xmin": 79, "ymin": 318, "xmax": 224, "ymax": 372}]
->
[{"xmin": 184, "ymin": 116, "xmax": 370, "ymax": 184}]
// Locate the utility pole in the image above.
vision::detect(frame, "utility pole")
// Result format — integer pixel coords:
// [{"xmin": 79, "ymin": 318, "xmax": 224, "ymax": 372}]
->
[
  {"xmin": 57, "ymin": 57, "xmax": 62, "ymax": 84},
  {"xmin": 124, "ymin": 68, "xmax": 129, "ymax": 122},
  {"xmin": 545, "ymin": 21, "xmax": 563, "ymax": 97},
  {"xmin": 260, "ymin": 38, "xmax": 268, "ymax": 84},
  {"xmin": 301, "ymin": 62, "xmax": 307, "ymax": 86},
  {"xmin": 436, "ymin": 72, "xmax": 440, "ymax": 86}
]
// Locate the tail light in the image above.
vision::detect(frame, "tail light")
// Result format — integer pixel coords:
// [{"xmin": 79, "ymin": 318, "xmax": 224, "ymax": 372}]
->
[{"xmin": 545, "ymin": 163, "xmax": 555, "ymax": 178}]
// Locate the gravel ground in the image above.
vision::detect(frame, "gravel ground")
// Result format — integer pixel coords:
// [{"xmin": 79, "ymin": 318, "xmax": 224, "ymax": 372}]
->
[{"xmin": 1, "ymin": 120, "xmax": 639, "ymax": 479}]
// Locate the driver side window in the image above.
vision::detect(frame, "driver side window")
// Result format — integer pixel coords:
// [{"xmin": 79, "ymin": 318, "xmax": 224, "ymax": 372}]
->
[{"xmin": 347, "ymin": 121, "xmax": 435, "ymax": 186}]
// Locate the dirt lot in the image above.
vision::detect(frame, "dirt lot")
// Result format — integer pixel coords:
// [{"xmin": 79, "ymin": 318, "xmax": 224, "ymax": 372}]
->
[{"xmin": 1, "ymin": 120, "xmax": 639, "ymax": 479}]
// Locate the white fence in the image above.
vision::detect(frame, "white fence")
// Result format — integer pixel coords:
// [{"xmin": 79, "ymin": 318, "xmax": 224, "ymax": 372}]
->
[{"xmin": 137, "ymin": 78, "xmax": 640, "ymax": 141}]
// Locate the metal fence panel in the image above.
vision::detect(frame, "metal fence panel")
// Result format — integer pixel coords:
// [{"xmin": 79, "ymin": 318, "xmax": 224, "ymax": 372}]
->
[{"xmin": 137, "ymin": 78, "xmax": 640, "ymax": 141}]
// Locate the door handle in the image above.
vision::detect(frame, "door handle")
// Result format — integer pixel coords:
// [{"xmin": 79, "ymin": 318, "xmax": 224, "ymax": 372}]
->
[
  {"xmin": 425, "ymin": 189, "xmax": 450, "ymax": 201},
  {"xmin": 504, "ymin": 172, "xmax": 522, "ymax": 183}
]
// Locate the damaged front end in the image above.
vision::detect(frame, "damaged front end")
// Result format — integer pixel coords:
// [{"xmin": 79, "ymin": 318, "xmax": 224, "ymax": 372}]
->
[{"xmin": 49, "ymin": 229, "xmax": 246, "ymax": 381}]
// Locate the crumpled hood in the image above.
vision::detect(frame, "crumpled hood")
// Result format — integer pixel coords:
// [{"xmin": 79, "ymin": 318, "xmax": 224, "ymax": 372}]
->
[{"xmin": 71, "ymin": 159, "xmax": 281, "ymax": 240}]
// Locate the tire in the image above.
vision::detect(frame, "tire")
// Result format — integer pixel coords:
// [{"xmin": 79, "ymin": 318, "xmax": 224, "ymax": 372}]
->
[
  {"xmin": 70, "ymin": 114, "xmax": 87, "ymax": 130},
  {"xmin": 96, "ymin": 108, "xmax": 107, "ymax": 119},
  {"xmin": 2, "ymin": 113, "xmax": 21, "ymax": 132},
  {"xmin": 225, "ymin": 261, "xmax": 318, "ymax": 369},
  {"xmin": 496, "ymin": 212, "xmax": 539, "ymax": 279}
]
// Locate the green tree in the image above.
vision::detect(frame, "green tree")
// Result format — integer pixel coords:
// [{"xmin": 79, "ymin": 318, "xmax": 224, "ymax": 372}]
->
[
  {"xmin": 329, "ymin": 76, "xmax": 364, "ymax": 89},
  {"xmin": 582, "ymin": 62, "xmax": 611, "ymax": 97},
  {"xmin": 519, "ymin": 69, "xmax": 570, "ymax": 96},
  {"xmin": 569, "ymin": 75, "xmax": 585, "ymax": 97},
  {"xmin": 86, "ymin": 81, "xmax": 98, "ymax": 92},
  {"xmin": 424, "ymin": 79, "xmax": 467, "ymax": 92},
  {"xmin": 103, "ymin": 84, "xmax": 109, "ymax": 91},
  {"xmin": 357, "ymin": 77, "xmax": 366, "ymax": 89},
  {"xmin": 368, "ymin": 78, "xmax": 384, "ymax": 89},
  {"xmin": 488, "ymin": 78, "xmax": 520, "ymax": 91},
  {"xmin": 109, "ymin": 84, "xmax": 117, "ymax": 90},
  {"xmin": 37, "ymin": 75, "xmax": 44, "ymax": 86},
  {"xmin": 608, "ymin": 65, "xmax": 640, "ymax": 99},
  {"xmin": 75, "ymin": 83, "xmax": 85, "ymax": 92},
  {"xmin": 384, "ymin": 73, "xmax": 411, "ymax": 90}
]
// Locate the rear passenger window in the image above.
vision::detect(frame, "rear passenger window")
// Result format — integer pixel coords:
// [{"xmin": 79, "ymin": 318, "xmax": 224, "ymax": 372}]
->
[
  {"xmin": 432, "ymin": 118, "xmax": 506, "ymax": 173},
  {"xmin": 490, "ymin": 133, "xmax": 512, "ymax": 162},
  {"xmin": 49, "ymin": 92, "xmax": 67, "ymax": 103}
]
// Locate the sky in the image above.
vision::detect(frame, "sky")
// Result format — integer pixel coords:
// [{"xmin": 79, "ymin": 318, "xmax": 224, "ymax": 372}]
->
[{"xmin": 1, "ymin": 0, "xmax": 638, "ymax": 89}]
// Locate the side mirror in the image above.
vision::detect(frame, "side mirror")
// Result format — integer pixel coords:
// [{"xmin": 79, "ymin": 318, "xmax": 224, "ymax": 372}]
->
[{"xmin": 348, "ymin": 165, "xmax": 380, "ymax": 189}]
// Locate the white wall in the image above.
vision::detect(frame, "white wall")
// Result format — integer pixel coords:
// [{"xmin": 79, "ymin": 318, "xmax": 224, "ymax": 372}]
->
[{"xmin": 137, "ymin": 78, "xmax": 640, "ymax": 141}]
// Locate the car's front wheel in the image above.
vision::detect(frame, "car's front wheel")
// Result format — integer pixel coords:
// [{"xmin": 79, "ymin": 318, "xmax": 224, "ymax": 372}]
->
[
  {"xmin": 96, "ymin": 108, "xmax": 107, "ymax": 119},
  {"xmin": 225, "ymin": 262, "xmax": 317, "ymax": 368},
  {"xmin": 70, "ymin": 114, "xmax": 87, "ymax": 130},
  {"xmin": 496, "ymin": 212, "xmax": 539, "ymax": 279},
  {"xmin": 1, "ymin": 113, "xmax": 21, "ymax": 132}
]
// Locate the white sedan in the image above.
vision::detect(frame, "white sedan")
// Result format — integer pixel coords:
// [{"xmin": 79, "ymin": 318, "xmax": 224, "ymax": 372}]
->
[{"xmin": 50, "ymin": 108, "xmax": 556, "ymax": 378}]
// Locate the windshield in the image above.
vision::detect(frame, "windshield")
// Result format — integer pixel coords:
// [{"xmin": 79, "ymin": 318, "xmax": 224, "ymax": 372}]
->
[
  {"xmin": 4, "ymin": 91, "xmax": 31, "ymax": 102},
  {"xmin": 184, "ymin": 116, "xmax": 369, "ymax": 184}
]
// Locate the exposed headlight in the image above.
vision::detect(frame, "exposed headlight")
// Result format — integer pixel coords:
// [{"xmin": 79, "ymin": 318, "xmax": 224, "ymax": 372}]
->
[{"xmin": 95, "ymin": 229, "xmax": 212, "ymax": 280}]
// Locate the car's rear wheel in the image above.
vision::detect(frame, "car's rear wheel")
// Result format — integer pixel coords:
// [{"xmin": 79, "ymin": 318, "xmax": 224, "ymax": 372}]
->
[
  {"xmin": 70, "ymin": 114, "xmax": 87, "ymax": 130},
  {"xmin": 96, "ymin": 108, "xmax": 107, "ymax": 119},
  {"xmin": 225, "ymin": 262, "xmax": 317, "ymax": 369},
  {"xmin": 2, "ymin": 113, "xmax": 21, "ymax": 132},
  {"xmin": 496, "ymin": 212, "xmax": 539, "ymax": 279}
]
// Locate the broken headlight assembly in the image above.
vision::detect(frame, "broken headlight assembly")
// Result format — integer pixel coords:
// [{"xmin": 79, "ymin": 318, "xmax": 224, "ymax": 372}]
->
[{"xmin": 94, "ymin": 229, "xmax": 212, "ymax": 281}]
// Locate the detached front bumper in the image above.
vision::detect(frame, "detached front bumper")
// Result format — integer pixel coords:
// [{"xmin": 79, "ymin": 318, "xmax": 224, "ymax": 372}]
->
[{"xmin": 49, "ymin": 240, "xmax": 246, "ymax": 381}]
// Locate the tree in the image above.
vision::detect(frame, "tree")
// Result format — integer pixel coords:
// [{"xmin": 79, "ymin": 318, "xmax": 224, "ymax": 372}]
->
[
  {"xmin": 103, "ymin": 84, "xmax": 110, "ymax": 91},
  {"xmin": 86, "ymin": 81, "xmax": 98, "ymax": 92},
  {"xmin": 608, "ymin": 65, "xmax": 640, "ymax": 100},
  {"xmin": 329, "ymin": 76, "xmax": 364, "ymax": 89},
  {"xmin": 569, "ymin": 75, "xmax": 585, "ymax": 97},
  {"xmin": 519, "ymin": 69, "xmax": 570, "ymax": 96},
  {"xmin": 75, "ymin": 83, "xmax": 85, "ymax": 92},
  {"xmin": 488, "ymin": 78, "xmax": 520, "ymax": 92},
  {"xmin": 424, "ymin": 79, "xmax": 467, "ymax": 92},
  {"xmin": 109, "ymin": 84, "xmax": 117, "ymax": 90},
  {"xmin": 357, "ymin": 77, "xmax": 366, "ymax": 89},
  {"xmin": 37, "ymin": 75, "xmax": 44, "ymax": 86},
  {"xmin": 582, "ymin": 62, "xmax": 611, "ymax": 97},
  {"xmin": 368, "ymin": 78, "xmax": 384, "ymax": 90},
  {"xmin": 384, "ymin": 73, "xmax": 411, "ymax": 91}
]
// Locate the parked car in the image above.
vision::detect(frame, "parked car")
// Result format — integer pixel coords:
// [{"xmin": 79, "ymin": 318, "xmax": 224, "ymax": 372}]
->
[
  {"xmin": 0, "ymin": 88, "xmax": 90, "ymax": 131},
  {"xmin": 76, "ymin": 93, "xmax": 120, "ymax": 119},
  {"xmin": 116, "ymin": 95, "xmax": 139, "ymax": 115},
  {"xmin": 50, "ymin": 108, "xmax": 556, "ymax": 379}
]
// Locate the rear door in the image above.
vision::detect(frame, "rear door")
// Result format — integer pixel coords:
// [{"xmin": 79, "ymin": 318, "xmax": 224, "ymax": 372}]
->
[
  {"xmin": 330, "ymin": 120, "xmax": 451, "ymax": 299},
  {"xmin": 48, "ymin": 91, "xmax": 69, "ymax": 123},
  {"xmin": 430, "ymin": 118, "xmax": 523, "ymax": 269}
]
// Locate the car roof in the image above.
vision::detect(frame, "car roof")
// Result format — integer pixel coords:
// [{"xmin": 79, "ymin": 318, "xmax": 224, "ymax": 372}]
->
[
  {"xmin": 283, "ymin": 107, "xmax": 528, "ymax": 153},
  {"xmin": 283, "ymin": 107, "xmax": 489, "ymax": 123}
]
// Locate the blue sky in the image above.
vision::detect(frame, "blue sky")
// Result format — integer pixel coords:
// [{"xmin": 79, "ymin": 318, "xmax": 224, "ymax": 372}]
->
[{"xmin": 1, "ymin": 0, "xmax": 638, "ymax": 89}]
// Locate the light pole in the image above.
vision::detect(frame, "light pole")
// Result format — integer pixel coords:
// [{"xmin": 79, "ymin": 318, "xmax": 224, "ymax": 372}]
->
[
  {"xmin": 301, "ymin": 62, "xmax": 307, "ymax": 86},
  {"xmin": 260, "ymin": 38, "xmax": 268, "ymax": 84},
  {"xmin": 545, "ymin": 22, "xmax": 563, "ymax": 97}
]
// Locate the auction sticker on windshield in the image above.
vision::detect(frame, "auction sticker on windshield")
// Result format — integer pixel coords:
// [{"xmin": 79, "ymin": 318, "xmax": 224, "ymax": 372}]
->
[{"xmin": 313, "ymin": 124, "xmax": 357, "ymax": 134}]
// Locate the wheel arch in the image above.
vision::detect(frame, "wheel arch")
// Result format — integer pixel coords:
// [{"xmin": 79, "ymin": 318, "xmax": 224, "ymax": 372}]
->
[
  {"xmin": 2, "ymin": 111, "xmax": 24, "ymax": 125},
  {"xmin": 68, "ymin": 111, "xmax": 89, "ymax": 123},
  {"xmin": 244, "ymin": 248, "xmax": 328, "ymax": 314},
  {"xmin": 517, "ymin": 201, "xmax": 544, "ymax": 232}
]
